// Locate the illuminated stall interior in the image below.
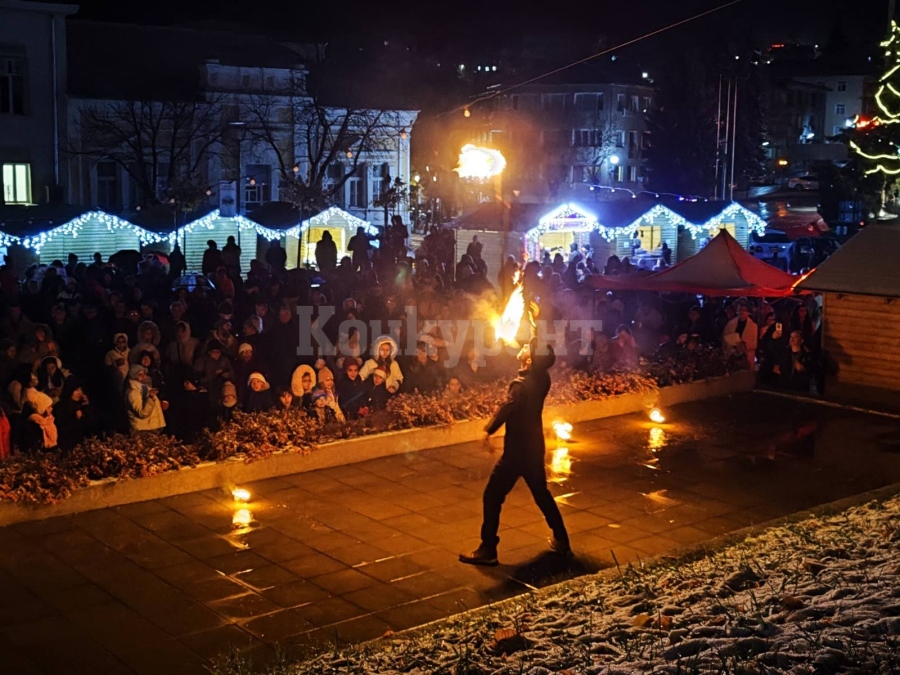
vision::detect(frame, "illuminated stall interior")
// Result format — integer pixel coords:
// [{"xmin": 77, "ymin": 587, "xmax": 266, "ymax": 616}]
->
[
  {"xmin": 175, "ymin": 210, "xmax": 281, "ymax": 273},
  {"xmin": 525, "ymin": 203, "xmax": 599, "ymax": 261},
  {"xmin": 283, "ymin": 207, "xmax": 379, "ymax": 269}
]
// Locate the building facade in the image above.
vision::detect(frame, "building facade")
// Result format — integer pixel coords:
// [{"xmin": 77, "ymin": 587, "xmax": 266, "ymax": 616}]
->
[
  {"xmin": 482, "ymin": 81, "xmax": 653, "ymax": 204},
  {"xmin": 0, "ymin": 0, "xmax": 76, "ymax": 207},
  {"xmin": 64, "ymin": 21, "xmax": 417, "ymax": 229}
]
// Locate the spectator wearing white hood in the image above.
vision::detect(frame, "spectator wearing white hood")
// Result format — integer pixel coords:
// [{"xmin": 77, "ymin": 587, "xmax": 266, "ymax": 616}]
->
[
  {"xmin": 104, "ymin": 333, "xmax": 131, "ymax": 391},
  {"xmin": 290, "ymin": 364, "xmax": 317, "ymax": 408},
  {"xmin": 125, "ymin": 364, "xmax": 167, "ymax": 433},
  {"xmin": 359, "ymin": 335, "xmax": 403, "ymax": 393}
]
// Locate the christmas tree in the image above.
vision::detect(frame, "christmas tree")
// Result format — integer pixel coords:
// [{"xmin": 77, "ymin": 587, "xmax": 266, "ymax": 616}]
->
[{"xmin": 849, "ymin": 20, "xmax": 900, "ymax": 179}]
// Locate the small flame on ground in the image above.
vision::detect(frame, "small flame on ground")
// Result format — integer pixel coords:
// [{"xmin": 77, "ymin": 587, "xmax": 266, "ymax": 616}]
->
[
  {"xmin": 232, "ymin": 508, "xmax": 252, "ymax": 528},
  {"xmin": 649, "ymin": 427, "xmax": 667, "ymax": 451},
  {"xmin": 232, "ymin": 487, "xmax": 251, "ymax": 502},
  {"xmin": 649, "ymin": 408, "xmax": 666, "ymax": 424},
  {"xmin": 549, "ymin": 447, "xmax": 572, "ymax": 482},
  {"xmin": 553, "ymin": 421, "xmax": 573, "ymax": 441}
]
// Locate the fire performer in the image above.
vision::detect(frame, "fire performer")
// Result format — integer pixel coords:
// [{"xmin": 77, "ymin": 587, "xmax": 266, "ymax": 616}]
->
[{"xmin": 460, "ymin": 338, "xmax": 571, "ymax": 566}]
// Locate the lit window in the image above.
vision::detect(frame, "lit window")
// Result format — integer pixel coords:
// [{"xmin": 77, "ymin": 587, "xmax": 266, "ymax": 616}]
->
[{"xmin": 2, "ymin": 163, "xmax": 30, "ymax": 204}]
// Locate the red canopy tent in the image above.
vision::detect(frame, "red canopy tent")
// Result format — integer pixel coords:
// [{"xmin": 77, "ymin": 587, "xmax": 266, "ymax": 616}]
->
[{"xmin": 589, "ymin": 230, "xmax": 801, "ymax": 296}]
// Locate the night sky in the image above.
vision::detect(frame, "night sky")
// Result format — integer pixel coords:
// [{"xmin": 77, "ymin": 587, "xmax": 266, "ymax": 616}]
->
[{"xmin": 67, "ymin": 0, "xmax": 892, "ymax": 48}]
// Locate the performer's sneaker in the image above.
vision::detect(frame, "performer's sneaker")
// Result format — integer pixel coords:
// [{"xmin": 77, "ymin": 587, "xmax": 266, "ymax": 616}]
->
[
  {"xmin": 459, "ymin": 545, "xmax": 498, "ymax": 566},
  {"xmin": 549, "ymin": 536, "xmax": 572, "ymax": 557}
]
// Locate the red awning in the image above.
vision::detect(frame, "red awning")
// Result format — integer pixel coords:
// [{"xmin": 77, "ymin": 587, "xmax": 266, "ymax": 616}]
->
[{"xmin": 588, "ymin": 230, "xmax": 802, "ymax": 297}]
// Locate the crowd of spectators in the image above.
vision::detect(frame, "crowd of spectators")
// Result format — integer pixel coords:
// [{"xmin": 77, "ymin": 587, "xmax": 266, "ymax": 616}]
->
[{"xmin": 0, "ymin": 221, "xmax": 821, "ymax": 459}]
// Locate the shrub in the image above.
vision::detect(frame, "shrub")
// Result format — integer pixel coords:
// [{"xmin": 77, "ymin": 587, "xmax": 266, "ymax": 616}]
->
[{"xmin": 0, "ymin": 350, "xmax": 738, "ymax": 505}]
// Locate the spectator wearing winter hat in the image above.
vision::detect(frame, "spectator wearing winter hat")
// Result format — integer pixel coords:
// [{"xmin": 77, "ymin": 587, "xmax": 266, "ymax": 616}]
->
[
  {"xmin": 205, "ymin": 318, "xmax": 237, "ymax": 360},
  {"xmin": 124, "ymin": 364, "xmax": 167, "ymax": 434},
  {"xmin": 307, "ymin": 388, "xmax": 339, "ymax": 424},
  {"xmin": 312, "ymin": 367, "xmax": 345, "ymax": 422},
  {"xmin": 290, "ymin": 364, "xmax": 317, "ymax": 408},
  {"xmin": 359, "ymin": 335, "xmax": 403, "ymax": 393},
  {"xmin": 234, "ymin": 342, "xmax": 265, "ymax": 401},
  {"xmin": 194, "ymin": 339, "xmax": 235, "ymax": 393},
  {"xmin": 164, "ymin": 321, "xmax": 199, "ymax": 383},
  {"xmin": 128, "ymin": 320, "xmax": 161, "ymax": 366},
  {"xmin": 243, "ymin": 372, "xmax": 275, "ymax": 412},
  {"xmin": 104, "ymin": 333, "xmax": 130, "ymax": 392},
  {"xmin": 363, "ymin": 367, "xmax": 391, "ymax": 411}
]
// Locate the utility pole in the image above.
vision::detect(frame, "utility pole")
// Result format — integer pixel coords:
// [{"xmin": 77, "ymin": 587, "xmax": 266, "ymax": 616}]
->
[
  {"xmin": 714, "ymin": 75, "xmax": 723, "ymax": 200},
  {"xmin": 722, "ymin": 80, "xmax": 732, "ymax": 202},
  {"xmin": 729, "ymin": 81, "xmax": 738, "ymax": 202}
]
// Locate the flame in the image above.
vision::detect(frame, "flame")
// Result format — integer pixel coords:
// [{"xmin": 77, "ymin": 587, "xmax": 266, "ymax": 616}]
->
[
  {"xmin": 232, "ymin": 508, "xmax": 252, "ymax": 529},
  {"xmin": 232, "ymin": 487, "xmax": 251, "ymax": 502},
  {"xmin": 493, "ymin": 273, "xmax": 525, "ymax": 345},
  {"xmin": 649, "ymin": 408, "xmax": 666, "ymax": 424},
  {"xmin": 454, "ymin": 144, "xmax": 507, "ymax": 180},
  {"xmin": 553, "ymin": 421, "xmax": 573, "ymax": 441},
  {"xmin": 549, "ymin": 447, "xmax": 572, "ymax": 483}
]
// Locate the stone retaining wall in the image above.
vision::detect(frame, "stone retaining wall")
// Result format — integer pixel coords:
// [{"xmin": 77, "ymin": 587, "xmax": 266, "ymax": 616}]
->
[{"xmin": 0, "ymin": 371, "xmax": 756, "ymax": 526}]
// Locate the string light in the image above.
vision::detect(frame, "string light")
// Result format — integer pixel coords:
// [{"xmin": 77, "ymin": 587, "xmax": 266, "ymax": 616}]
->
[
  {"xmin": 283, "ymin": 206, "xmax": 379, "ymax": 240},
  {"xmin": 681, "ymin": 202, "xmax": 767, "ymax": 239},
  {"xmin": 18, "ymin": 211, "xmax": 169, "ymax": 253},
  {"xmin": 851, "ymin": 20, "xmax": 900, "ymax": 176},
  {"xmin": 178, "ymin": 210, "xmax": 283, "ymax": 242}
]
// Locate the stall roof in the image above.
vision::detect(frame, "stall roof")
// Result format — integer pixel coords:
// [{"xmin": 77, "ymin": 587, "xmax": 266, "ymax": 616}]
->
[
  {"xmin": 130, "ymin": 204, "xmax": 216, "ymax": 234},
  {"xmin": 451, "ymin": 203, "xmax": 548, "ymax": 233},
  {"xmin": 796, "ymin": 225, "xmax": 900, "ymax": 298}
]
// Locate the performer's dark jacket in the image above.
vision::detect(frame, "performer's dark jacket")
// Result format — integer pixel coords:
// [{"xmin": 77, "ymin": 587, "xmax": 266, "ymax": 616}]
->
[{"xmin": 485, "ymin": 343, "xmax": 555, "ymax": 462}]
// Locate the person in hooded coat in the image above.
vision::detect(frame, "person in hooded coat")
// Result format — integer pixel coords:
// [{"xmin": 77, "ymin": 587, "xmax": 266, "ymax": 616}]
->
[
  {"xmin": 460, "ymin": 339, "xmax": 571, "ymax": 566},
  {"xmin": 164, "ymin": 321, "xmax": 200, "ymax": 382},
  {"xmin": 243, "ymin": 372, "xmax": 275, "ymax": 412},
  {"xmin": 104, "ymin": 333, "xmax": 131, "ymax": 392},
  {"xmin": 54, "ymin": 377, "xmax": 95, "ymax": 451},
  {"xmin": 359, "ymin": 335, "xmax": 403, "ymax": 393},
  {"xmin": 234, "ymin": 342, "xmax": 266, "ymax": 401},
  {"xmin": 290, "ymin": 364, "xmax": 317, "ymax": 408},
  {"xmin": 129, "ymin": 320, "xmax": 162, "ymax": 366}
]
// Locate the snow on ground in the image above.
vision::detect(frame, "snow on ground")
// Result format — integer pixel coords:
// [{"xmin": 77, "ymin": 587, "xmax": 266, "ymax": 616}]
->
[{"xmin": 217, "ymin": 493, "xmax": 900, "ymax": 674}]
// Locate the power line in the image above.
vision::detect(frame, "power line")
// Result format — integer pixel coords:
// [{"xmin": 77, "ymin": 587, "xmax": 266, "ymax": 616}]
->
[{"xmin": 444, "ymin": 0, "xmax": 742, "ymax": 117}]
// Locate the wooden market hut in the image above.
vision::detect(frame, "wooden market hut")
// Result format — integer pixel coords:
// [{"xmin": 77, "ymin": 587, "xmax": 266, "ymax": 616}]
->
[
  {"xmin": 450, "ymin": 199, "xmax": 683, "ymax": 273},
  {"xmin": 248, "ymin": 203, "xmax": 379, "ymax": 270},
  {"xmin": 174, "ymin": 208, "xmax": 280, "ymax": 273},
  {"xmin": 667, "ymin": 201, "xmax": 767, "ymax": 260},
  {"xmin": 796, "ymin": 225, "xmax": 900, "ymax": 391},
  {"xmin": 0, "ymin": 205, "xmax": 170, "ymax": 271}
]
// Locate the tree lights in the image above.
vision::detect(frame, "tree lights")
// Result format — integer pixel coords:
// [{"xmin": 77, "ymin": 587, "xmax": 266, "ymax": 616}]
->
[{"xmin": 849, "ymin": 20, "xmax": 900, "ymax": 177}]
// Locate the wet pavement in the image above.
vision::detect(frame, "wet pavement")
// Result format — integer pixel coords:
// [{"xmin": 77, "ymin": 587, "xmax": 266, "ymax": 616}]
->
[{"xmin": 2, "ymin": 391, "xmax": 900, "ymax": 674}]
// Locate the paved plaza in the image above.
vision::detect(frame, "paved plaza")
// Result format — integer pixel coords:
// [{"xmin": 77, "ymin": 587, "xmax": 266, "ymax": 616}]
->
[{"xmin": 1, "ymin": 391, "xmax": 900, "ymax": 674}]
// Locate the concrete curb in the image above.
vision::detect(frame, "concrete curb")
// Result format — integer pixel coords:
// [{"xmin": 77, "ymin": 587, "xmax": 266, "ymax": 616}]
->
[{"xmin": 0, "ymin": 371, "xmax": 756, "ymax": 526}]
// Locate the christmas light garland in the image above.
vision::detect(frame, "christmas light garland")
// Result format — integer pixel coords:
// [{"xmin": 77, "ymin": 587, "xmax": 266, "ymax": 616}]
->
[
  {"xmin": 18, "ymin": 211, "xmax": 169, "ymax": 254},
  {"xmin": 177, "ymin": 210, "xmax": 283, "ymax": 242},
  {"xmin": 283, "ymin": 206, "xmax": 379, "ymax": 239}
]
